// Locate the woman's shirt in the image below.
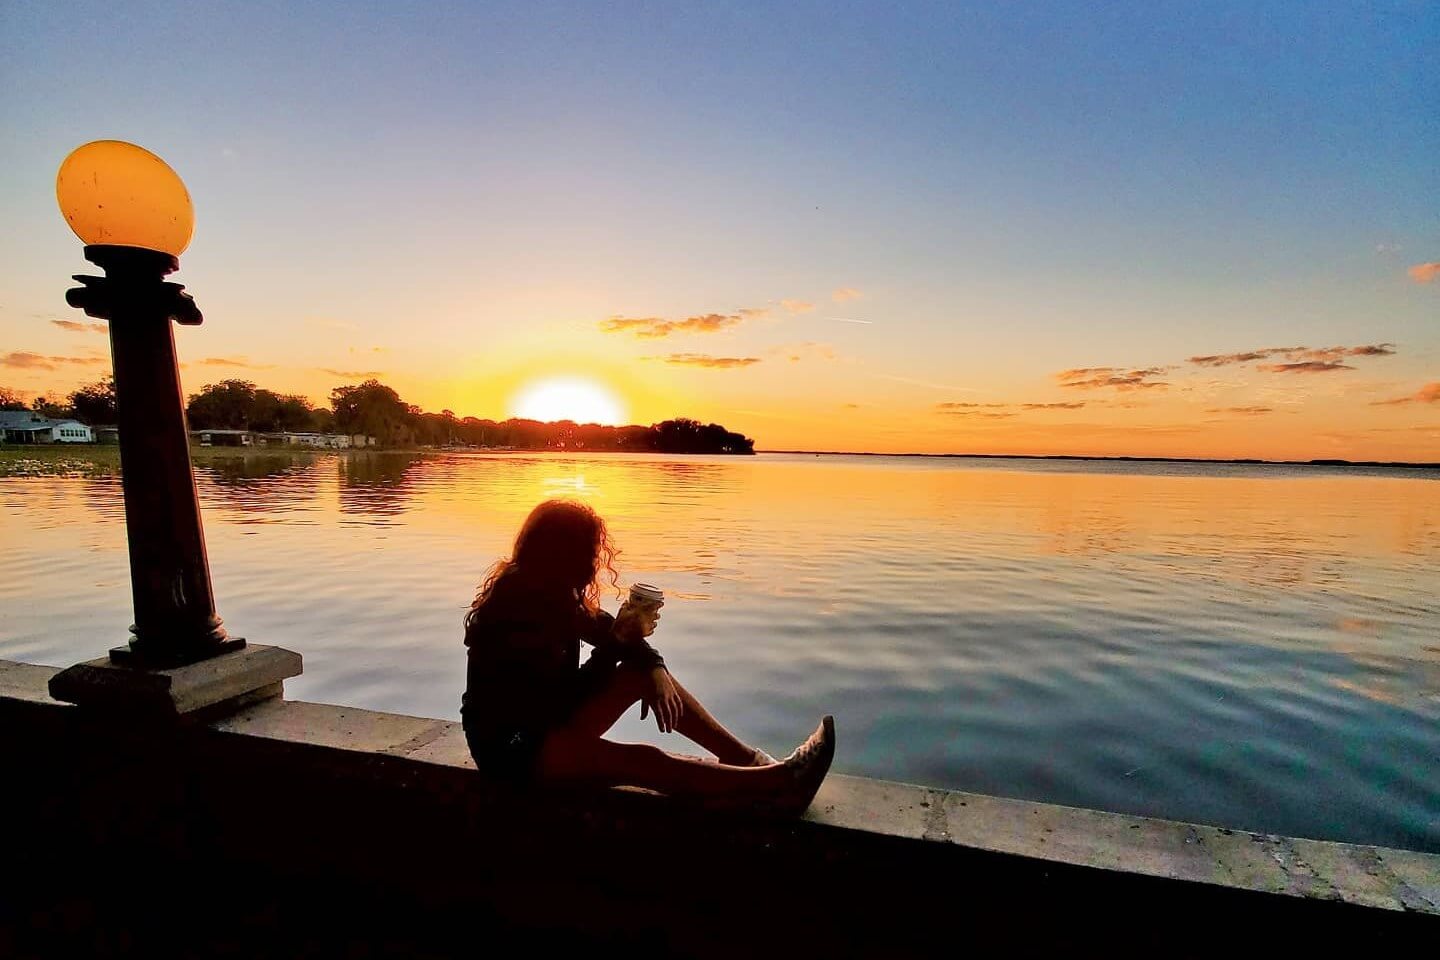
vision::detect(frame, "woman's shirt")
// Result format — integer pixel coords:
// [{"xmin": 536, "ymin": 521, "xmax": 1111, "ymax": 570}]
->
[{"xmin": 461, "ymin": 576, "xmax": 665, "ymax": 739}]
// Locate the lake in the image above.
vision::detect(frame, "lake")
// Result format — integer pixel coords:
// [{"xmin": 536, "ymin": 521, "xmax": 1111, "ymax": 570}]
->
[{"xmin": 2, "ymin": 449, "xmax": 1437, "ymax": 851}]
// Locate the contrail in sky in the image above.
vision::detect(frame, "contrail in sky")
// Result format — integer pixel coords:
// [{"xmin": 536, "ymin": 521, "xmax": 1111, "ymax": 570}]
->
[{"xmin": 829, "ymin": 317, "xmax": 873, "ymax": 324}]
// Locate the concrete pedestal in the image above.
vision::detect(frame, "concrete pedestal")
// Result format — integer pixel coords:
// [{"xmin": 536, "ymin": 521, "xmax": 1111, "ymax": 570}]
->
[{"xmin": 47, "ymin": 643, "xmax": 302, "ymax": 718}]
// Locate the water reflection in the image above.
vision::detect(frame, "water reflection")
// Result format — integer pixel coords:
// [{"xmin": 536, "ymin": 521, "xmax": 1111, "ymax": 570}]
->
[
  {"xmin": 337, "ymin": 452, "xmax": 427, "ymax": 519},
  {"xmin": 197, "ymin": 453, "xmax": 321, "ymax": 515},
  {"xmin": 1, "ymin": 450, "xmax": 1437, "ymax": 851}
]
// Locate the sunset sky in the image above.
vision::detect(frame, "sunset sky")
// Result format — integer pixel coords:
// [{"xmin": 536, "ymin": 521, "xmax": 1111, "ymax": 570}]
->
[{"xmin": 1, "ymin": 1, "xmax": 1436, "ymax": 460}]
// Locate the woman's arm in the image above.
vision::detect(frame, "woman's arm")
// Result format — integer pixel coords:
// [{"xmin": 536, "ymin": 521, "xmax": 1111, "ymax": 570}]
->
[{"xmin": 582, "ymin": 608, "xmax": 665, "ymax": 670}]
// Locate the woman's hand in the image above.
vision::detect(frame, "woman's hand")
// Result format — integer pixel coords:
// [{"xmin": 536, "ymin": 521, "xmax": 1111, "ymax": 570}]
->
[
  {"xmin": 639, "ymin": 666, "xmax": 684, "ymax": 733},
  {"xmin": 614, "ymin": 600, "xmax": 662, "ymax": 643}
]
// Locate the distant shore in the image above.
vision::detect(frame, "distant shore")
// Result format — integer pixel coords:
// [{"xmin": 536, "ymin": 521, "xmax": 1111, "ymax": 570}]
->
[
  {"xmin": 3, "ymin": 444, "xmax": 1436, "ymax": 471},
  {"xmin": 759, "ymin": 450, "xmax": 1440, "ymax": 470}
]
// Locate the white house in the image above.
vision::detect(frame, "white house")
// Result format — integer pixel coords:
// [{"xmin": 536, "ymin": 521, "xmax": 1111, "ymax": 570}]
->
[{"xmin": 0, "ymin": 411, "xmax": 94, "ymax": 444}]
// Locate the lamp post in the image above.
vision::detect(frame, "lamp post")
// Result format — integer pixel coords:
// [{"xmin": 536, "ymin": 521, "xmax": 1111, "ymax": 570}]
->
[{"xmin": 56, "ymin": 140, "xmax": 243, "ymax": 669}]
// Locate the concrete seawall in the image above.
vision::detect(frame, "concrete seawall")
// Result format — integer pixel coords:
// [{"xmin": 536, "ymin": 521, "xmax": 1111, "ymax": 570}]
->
[{"xmin": 1, "ymin": 657, "xmax": 1435, "ymax": 955}]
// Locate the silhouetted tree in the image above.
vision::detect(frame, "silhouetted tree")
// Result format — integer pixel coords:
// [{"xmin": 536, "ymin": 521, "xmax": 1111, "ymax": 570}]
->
[
  {"xmin": 330, "ymin": 379, "xmax": 414, "ymax": 446},
  {"xmin": 0, "ymin": 387, "xmax": 29, "ymax": 411},
  {"xmin": 31, "ymin": 395, "xmax": 73, "ymax": 420},
  {"xmin": 186, "ymin": 380, "xmax": 258, "ymax": 430},
  {"xmin": 68, "ymin": 377, "xmax": 118, "ymax": 425}
]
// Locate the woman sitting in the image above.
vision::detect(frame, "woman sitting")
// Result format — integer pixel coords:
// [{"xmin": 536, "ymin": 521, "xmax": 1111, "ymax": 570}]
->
[{"xmin": 462, "ymin": 499, "xmax": 835, "ymax": 814}]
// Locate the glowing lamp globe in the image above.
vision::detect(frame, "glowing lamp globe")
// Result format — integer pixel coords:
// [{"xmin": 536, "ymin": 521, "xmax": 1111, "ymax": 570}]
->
[{"xmin": 56, "ymin": 140, "xmax": 195, "ymax": 257}]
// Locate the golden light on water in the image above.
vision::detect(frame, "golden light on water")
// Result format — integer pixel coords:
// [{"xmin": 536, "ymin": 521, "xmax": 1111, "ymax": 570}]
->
[{"xmin": 509, "ymin": 377, "xmax": 628, "ymax": 426}]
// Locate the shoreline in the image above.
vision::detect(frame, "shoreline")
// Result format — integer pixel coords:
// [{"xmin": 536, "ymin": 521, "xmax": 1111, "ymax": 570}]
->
[
  {"xmin": 3, "ymin": 443, "xmax": 1437, "ymax": 471},
  {"xmin": 758, "ymin": 450, "xmax": 1440, "ymax": 470}
]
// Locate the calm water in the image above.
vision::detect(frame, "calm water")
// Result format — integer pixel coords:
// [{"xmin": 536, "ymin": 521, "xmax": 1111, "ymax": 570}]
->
[{"xmin": 2, "ymin": 450, "xmax": 1437, "ymax": 851}]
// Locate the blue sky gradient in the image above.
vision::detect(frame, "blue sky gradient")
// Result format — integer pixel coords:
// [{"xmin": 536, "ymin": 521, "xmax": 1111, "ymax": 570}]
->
[{"xmin": 2, "ymin": 1, "xmax": 1435, "ymax": 457}]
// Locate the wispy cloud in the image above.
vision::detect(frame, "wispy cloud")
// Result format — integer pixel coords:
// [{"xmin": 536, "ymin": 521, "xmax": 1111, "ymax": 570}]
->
[
  {"xmin": 1206, "ymin": 406, "xmax": 1274, "ymax": 416},
  {"xmin": 307, "ymin": 317, "xmax": 358, "ymax": 332},
  {"xmin": 319, "ymin": 368, "xmax": 385, "ymax": 379},
  {"xmin": 829, "ymin": 316, "xmax": 874, "ymax": 324},
  {"xmin": 1055, "ymin": 367, "xmax": 1170, "ymax": 391},
  {"xmin": 937, "ymin": 406, "xmax": 1017, "ymax": 419},
  {"xmin": 1370, "ymin": 382, "xmax": 1440, "ymax": 406},
  {"xmin": 647, "ymin": 353, "xmax": 761, "ymax": 368},
  {"xmin": 771, "ymin": 342, "xmax": 837, "ymax": 363},
  {"xmin": 196, "ymin": 356, "xmax": 271, "ymax": 369},
  {"xmin": 50, "ymin": 319, "xmax": 107, "ymax": 335},
  {"xmin": 875, "ymin": 374, "xmax": 974, "ymax": 392},
  {"xmin": 1407, "ymin": 262, "xmax": 1439, "ymax": 284},
  {"xmin": 780, "ymin": 299, "xmax": 815, "ymax": 314},
  {"xmin": 831, "ymin": 287, "xmax": 863, "ymax": 303},
  {"xmin": 600, "ymin": 312, "xmax": 747, "ymax": 338},
  {"xmin": 1, "ymin": 352, "xmax": 107, "ymax": 371},
  {"xmin": 1188, "ymin": 344, "xmax": 1395, "ymax": 368},
  {"xmin": 1256, "ymin": 361, "xmax": 1354, "ymax": 374},
  {"xmin": 937, "ymin": 400, "xmax": 1087, "ymax": 414}
]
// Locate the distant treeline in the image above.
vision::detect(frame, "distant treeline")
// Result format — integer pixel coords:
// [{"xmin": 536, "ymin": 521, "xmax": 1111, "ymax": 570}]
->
[
  {"xmin": 3, "ymin": 377, "xmax": 754, "ymax": 453},
  {"xmin": 184, "ymin": 378, "xmax": 755, "ymax": 454}
]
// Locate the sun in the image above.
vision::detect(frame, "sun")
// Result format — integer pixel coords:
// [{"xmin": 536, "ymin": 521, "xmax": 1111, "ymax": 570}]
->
[{"xmin": 510, "ymin": 377, "xmax": 628, "ymax": 426}]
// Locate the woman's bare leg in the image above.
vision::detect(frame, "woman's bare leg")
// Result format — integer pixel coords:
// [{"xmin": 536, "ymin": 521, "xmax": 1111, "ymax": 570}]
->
[
  {"xmin": 668, "ymin": 674, "xmax": 756, "ymax": 765},
  {"xmin": 566, "ymin": 665, "xmax": 758, "ymax": 764},
  {"xmin": 537, "ymin": 733, "xmax": 787, "ymax": 797}
]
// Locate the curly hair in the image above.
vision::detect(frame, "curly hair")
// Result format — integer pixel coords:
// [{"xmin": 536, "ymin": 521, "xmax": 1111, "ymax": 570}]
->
[{"xmin": 465, "ymin": 499, "xmax": 620, "ymax": 631}]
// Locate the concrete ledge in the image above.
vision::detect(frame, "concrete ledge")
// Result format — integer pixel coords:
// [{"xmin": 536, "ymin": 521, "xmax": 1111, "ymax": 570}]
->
[{"xmin": 1, "ymin": 657, "xmax": 1435, "ymax": 955}]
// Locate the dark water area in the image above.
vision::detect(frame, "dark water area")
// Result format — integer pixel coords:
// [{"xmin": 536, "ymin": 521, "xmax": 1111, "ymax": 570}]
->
[{"xmin": 2, "ymin": 449, "xmax": 1437, "ymax": 851}]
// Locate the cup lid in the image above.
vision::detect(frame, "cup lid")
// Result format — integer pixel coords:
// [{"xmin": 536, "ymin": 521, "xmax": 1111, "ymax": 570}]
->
[{"xmin": 629, "ymin": 582, "xmax": 663, "ymax": 602}]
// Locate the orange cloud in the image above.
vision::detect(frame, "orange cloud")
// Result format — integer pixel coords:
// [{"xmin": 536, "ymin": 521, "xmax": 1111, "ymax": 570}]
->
[
  {"xmin": 937, "ymin": 406, "xmax": 1016, "ymax": 418},
  {"xmin": 1055, "ymin": 367, "xmax": 1170, "ymax": 390},
  {"xmin": 1408, "ymin": 262, "xmax": 1439, "ymax": 283},
  {"xmin": 1189, "ymin": 344, "xmax": 1394, "ymax": 367},
  {"xmin": 1370, "ymin": 382, "xmax": 1440, "ymax": 406},
  {"xmin": 937, "ymin": 400, "xmax": 1087, "ymax": 413},
  {"xmin": 1, "ymin": 352, "xmax": 107, "ymax": 370},
  {"xmin": 197, "ymin": 356, "xmax": 271, "ymax": 368},
  {"xmin": 1256, "ymin": 361, "xmax": 1353, "ymax": 373},
  {"xmin": 831, "ymin": 287, "xmax": 863, "ymax": 302},
  {"xmin": 599, "ymin": 312, "xmax": 748, "ymax": 338},
  {"xmin": 50, "ymin": 319, "xmax": 107, "ymax": 335},
  {"xmin": 319, "ymin": 368, "xmax": 385, "ymax": 379},
  {"xmin": 780, "ymin": 299, "xmax": 815, "ymax": 314},
  {"xmin": 648, "ymin": 354, "xmax": 761, "ymax": 368},
  {"xmin": 1206, "ymin": 406, "xmax": 1273, "ymax": 415}
]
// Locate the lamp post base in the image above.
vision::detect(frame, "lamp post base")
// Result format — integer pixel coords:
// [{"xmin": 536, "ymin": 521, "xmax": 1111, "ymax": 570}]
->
[
  {"xmin": 49, "ymin": 643, "xmax": 302, "ymax": 719},
  {"xmin": 109, "ymin": 635, "xmax": 248, "ymax": 670}
]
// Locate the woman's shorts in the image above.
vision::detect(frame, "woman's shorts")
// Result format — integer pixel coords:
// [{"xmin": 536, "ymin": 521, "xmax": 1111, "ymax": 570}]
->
[{"xmin": 464, "ymin": 656, "xmax": 622, "ymax": 780}]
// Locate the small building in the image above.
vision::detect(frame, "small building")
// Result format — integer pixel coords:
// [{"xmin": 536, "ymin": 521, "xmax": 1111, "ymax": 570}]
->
[
  {"xmin": 0, "ymin": 411, "xmax": 94, "ymax": 444},
  {"xmin": 191, "ymin": 429, "xmax": 254, "ymax": 447},
  {"xmin": 92, "ymin": 425, "xmax": 120, "ymax": 444},
  {"xmin": 257, "ymin": 432, "xmax": 373, "ymax": 449}
]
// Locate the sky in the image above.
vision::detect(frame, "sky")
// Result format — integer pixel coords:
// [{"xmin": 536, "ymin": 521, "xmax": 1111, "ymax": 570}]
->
[{"xmin": 1, "ymin": 0, "xmax": 1436, "ymax": 460}]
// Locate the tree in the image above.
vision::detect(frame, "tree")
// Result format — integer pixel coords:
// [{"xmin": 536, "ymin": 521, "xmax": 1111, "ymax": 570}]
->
[
  {"xmin": 68, "ymin": 377, "xmax": 118, "ymax": 424},
  {"xmin": 330, "ymin": 379, "xmax": 414, "ymax": 446},
  {"xmin": 186, "ymin": 380, "xmax": 257, "ymax": 430},
  {"xmin": 0, "ymin": 387, "xmax": 29, "ymax": 411},
  {"xmin": 31, "ymin": 395, "xmax": 73, "ymax": 420}
]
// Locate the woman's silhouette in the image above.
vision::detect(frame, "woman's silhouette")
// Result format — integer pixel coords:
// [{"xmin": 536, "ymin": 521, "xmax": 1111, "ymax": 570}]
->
[{"xmin": 463, "ymin": 499, "xmax": 835, "ymax": 813}]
